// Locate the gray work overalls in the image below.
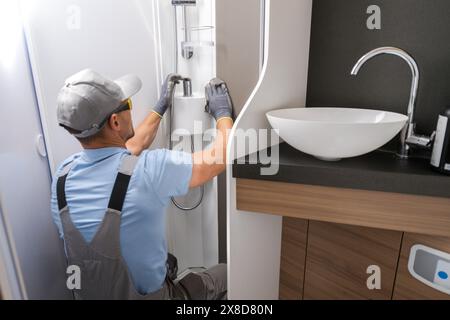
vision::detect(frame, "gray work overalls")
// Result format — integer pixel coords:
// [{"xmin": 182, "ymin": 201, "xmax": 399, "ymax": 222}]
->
[
  {"xmin": 56, "ymin": 154, "xmax": 227, "ymax": 300},
  {"xmin": 56, "ymin": 155, "xmax": 172, "ymax": 300}
]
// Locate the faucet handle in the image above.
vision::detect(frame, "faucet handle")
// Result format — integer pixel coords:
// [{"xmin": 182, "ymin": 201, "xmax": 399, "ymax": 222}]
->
[
  {"xmin": 406, "ymin": 131, "xmax": 436, "ymax": 149},
  {"xmin": 429, "ymin": 131, "xmax": 437, "ymax": 146}
]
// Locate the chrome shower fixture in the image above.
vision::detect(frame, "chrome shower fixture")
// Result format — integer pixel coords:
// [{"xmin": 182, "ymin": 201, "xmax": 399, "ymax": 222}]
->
[
  {"xmin": 172, "ymin": 0, "xmax": 197, "ymax": 59},
  {"xmin": 182, "ymin": 78, "xmax": 192, "ymax": 97},
  {"xmin": 172, "ymin": 0, "xmax": 196, "ymax": 5}
]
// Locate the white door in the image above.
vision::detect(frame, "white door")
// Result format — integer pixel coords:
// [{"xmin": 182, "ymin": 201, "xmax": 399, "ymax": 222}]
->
[{"xmin": 0, "ymin": 0, "xmax": 71, "ymax": 300}]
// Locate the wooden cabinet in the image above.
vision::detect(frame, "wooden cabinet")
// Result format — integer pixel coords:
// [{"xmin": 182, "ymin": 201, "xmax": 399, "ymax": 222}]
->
[
  {"xmin": 393, "ymin": 233, "xmax": 450, "ymax": 300},
  {"xmin": 278, "ymin": 222, "xmax": 450, "ymax": 300},
  {"xmin": 236, "ymin": 179, "xmax": 450, "ymax": 300},
  {"xmin": 303, "ymin": 222, "xmax": 402, "ymax": 300}
]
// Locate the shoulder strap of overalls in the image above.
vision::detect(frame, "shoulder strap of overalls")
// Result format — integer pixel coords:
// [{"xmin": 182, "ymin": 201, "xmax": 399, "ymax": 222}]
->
[
  {"xmin": 107, "ymin": 155, "xmax": 140, "ymax": 213},
  {"xmin": 57, "ymin": 162, "xmax": 76, "ymax": 211},
  {"xmin": 56, "ymin": 154, "xmax": 140, "ymax": 257},
  {"xmin": 56, "ymin": 154, "xmax": 140, "ymax": 212},
  {"xmin": 56, "ymin": 160, "xmax": 88, "ymax": 256},
  {"xmin": 86, "ymin": 154, "xmax": 140, "ymax": 256}
]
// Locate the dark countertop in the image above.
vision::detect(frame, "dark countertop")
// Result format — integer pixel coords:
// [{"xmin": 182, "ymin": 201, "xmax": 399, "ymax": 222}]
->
[{"xmin": 233, "ymin": 143, "xmax": 450, "ymax": 199}]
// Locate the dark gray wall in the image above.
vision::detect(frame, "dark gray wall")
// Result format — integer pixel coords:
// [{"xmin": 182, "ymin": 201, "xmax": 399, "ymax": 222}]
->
[{"xmin": 307, "ymin": 0, "xmax": 450, "ymax": 142}]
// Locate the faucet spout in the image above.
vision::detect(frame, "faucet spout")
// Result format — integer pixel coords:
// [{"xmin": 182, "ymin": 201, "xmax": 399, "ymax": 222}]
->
[
  {"xmin": 351, "ymin": 47, "xmax": 420, "ymax": 159},
  {"xmin": 182, "ymin": 78, "xmax": 192, "ymax": 97}
]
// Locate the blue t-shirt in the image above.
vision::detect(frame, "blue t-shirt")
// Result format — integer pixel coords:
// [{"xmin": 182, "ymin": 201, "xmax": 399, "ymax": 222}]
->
[{"xmin": 51, "ymin": 147, "xmax": 193, "ymax": 295}]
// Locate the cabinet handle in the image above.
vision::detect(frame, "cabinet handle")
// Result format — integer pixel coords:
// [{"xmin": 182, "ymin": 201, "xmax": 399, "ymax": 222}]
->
[{"xmin": 35, "ymin": 134, "xmax": 47, "ymax": 158}]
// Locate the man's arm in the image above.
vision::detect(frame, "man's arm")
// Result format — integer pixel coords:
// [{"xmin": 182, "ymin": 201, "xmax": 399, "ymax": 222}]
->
[
  {"xmin": 190, "ymin": 118, "xmax": 233, "ymax": 188},
  {"xmin": 126, "ymin": 74, "xmax": 183, "ymax": 156},
  {"xmin": 126, "ymin": 112, "xmax": 161, "ymax": 156},
  {"xmin": 189, "ymin": 78, "xmax": 234, "ymax": 188}
]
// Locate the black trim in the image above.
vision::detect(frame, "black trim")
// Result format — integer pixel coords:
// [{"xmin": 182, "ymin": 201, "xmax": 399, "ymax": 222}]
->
[
  {"xmin": 108, "ymin": 173, "xmax": 132, "ymax": 212},
  {"xmin": 57, "ymin": 174, "xmax": 68, "ymax": 211}
]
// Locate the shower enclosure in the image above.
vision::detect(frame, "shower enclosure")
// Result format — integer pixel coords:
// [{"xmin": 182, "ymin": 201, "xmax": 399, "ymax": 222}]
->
[
  {"xmin": 0, "ymin": 0, "xmax": 220, "ymax": 299},
  {"xmin": 163, "ymin": 0, "xmax": 219, "ymax": 275}
]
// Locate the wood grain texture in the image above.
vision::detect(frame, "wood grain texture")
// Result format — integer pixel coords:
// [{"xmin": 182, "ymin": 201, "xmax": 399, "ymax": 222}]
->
[
  {"xmin": 393, "ymin": 233, "xmax": 450, "ymax": 300},
  {"xmin": 303, "ymin": 221, "xmax": 403, "ymax": 300},
  {"xmin": 279, "ymin": 218, "xmax": 308, "ymax": 300},
  {"xmin": 236, "ymin": 179, "xmax": 450, "ymax": 237}
]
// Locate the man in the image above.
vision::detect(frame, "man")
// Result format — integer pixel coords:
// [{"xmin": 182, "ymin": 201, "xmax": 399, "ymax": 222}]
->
[{"xmin": 51, "ymin": 69, "xmax": 233, "ymax": 300}]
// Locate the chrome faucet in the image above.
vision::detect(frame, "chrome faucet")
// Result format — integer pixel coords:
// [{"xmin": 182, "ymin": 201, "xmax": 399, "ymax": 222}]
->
[
  {"xmin": 182, "ymin": 78, "xmax": 192, "ymax": 97},
  {"xmin": 351, "ymin": 47, "xmax": 434, "ymax": 159}
]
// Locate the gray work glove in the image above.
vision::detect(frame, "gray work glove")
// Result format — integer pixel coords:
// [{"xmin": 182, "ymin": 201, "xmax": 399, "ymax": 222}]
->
[
  {"xmin": 205, "ymin": 78, "xmax": 234, "ymax": 121},
  {"xmin": 153, "ymin": 73, "xmax": 183, "ymax": 117}
]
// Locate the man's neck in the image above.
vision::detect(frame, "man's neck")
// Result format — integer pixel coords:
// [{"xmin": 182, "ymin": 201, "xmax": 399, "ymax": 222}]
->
[{"xmin": 82, "ymin": 139, "xmax": 126, "ymax": 150}]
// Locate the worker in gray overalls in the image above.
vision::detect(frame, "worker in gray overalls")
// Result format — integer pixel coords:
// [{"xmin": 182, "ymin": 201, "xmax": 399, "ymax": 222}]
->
[{"xmin": 51, "ymin": 69, "xmax": 233, "ymax": 300}]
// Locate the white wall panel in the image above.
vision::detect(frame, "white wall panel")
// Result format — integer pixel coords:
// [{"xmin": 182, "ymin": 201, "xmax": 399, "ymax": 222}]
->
[{"xmin": 0, "ymin": 0, "xmax": 71, "ymax": 300}]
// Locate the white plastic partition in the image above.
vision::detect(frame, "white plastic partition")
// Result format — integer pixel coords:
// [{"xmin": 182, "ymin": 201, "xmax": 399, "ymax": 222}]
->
[
  {"xmin": 0, "ymin": 0, "xmax": 70, "ymax": 299},
  {"xmin": 227, "ymin": 0, "xmax": 313, "ymax": 299}
]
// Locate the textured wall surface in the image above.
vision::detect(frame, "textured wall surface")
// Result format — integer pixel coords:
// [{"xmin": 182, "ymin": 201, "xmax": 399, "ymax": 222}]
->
[{"xmin": 307, "ymin": 0, "xmax": 450, "ymax": 139}]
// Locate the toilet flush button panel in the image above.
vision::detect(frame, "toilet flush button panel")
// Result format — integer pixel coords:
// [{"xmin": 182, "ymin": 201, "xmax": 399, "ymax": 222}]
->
[
  {"xmin": 434, "ymin": 260, "xmax": 450, "ymax": 289},
  {"xmin": 408, "ymin": 245, "xmax": 450, "ymax": 295}
]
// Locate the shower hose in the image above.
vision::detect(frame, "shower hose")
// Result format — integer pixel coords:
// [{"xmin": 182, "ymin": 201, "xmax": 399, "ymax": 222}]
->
[{"xmin": 168, "ymin": 94, "xmax": 205, "ymax": 212}]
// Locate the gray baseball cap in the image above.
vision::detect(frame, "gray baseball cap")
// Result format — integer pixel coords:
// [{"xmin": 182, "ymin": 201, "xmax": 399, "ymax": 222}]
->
[{"xmin": 57, "ymin": 69, "xmax": 142, "ymax": 138}]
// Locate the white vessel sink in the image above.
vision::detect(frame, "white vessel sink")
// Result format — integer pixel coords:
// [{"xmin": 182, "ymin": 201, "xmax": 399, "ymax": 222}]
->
[{"xmin": 267, "ymin": 108, "xmax": 408, "ymax": 161}]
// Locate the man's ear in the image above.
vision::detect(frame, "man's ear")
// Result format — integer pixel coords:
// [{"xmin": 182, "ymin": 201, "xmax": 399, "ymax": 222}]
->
[{"xmin": 109, "ymin": 114, "xmax": 120, "ymax": 131}]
